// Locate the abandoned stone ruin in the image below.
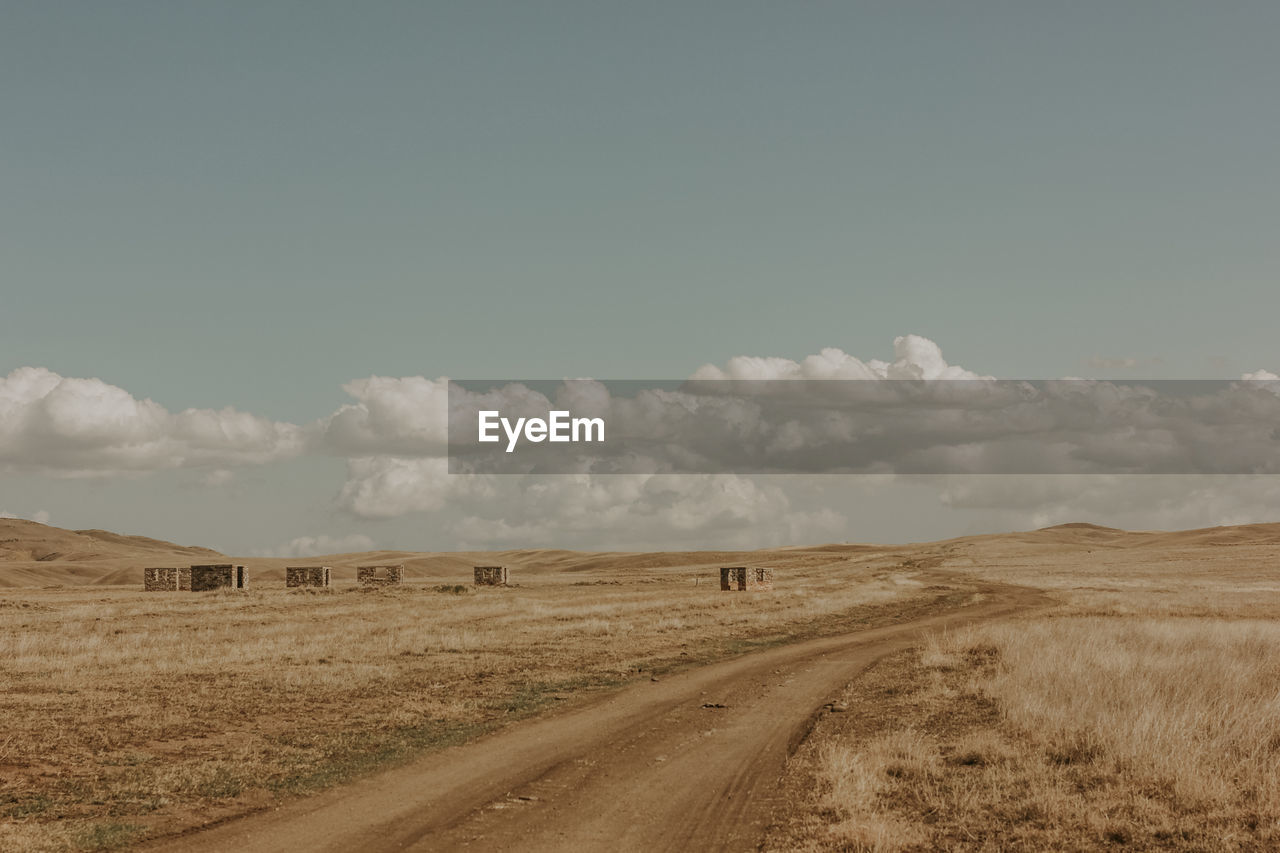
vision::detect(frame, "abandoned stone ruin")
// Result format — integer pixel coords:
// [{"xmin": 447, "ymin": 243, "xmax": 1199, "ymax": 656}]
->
[
  {"xmin": 357, "ymin": 564, "xmax": 403, "ymax": 587},
  {"xmin": 720, "ymin": 566, "xmax": 774, "ymax": 591},
  {"xmin": 473, "ymin": 565, "xmax": 509, "ymax": 586},
  {"xmin": 144, "ymin": 566, "xmax": 192, "ymax": 591},
  {"xmin": 191, "ymin": 564, "xmax": 249, "ymax": 591},
  {"xmin": 144, "ymin": 564, "xmax": 246, "ymax": 591},
  {"xmin": 286, "ymin": 566, "xmax": 332, "ymax": 588}
]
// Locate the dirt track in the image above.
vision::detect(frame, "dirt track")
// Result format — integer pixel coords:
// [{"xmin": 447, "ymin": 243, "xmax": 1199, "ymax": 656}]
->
[{"xmin": 146, "ymin": 577, "xmax": 1049, "ymax": 853}]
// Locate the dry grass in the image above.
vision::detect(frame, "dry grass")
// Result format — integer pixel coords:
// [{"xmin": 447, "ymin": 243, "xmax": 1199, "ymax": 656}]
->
[
  {"xmin": 768, "ymin": 530, "xmax": 1280, "ymax": 852},
  {"xmin": 778, "ymin": 615, "xmax": 1280, "ymax": 851},
  {"xmin": 0, "ymin": 557, "xmax": 939, "ymax": 851}
]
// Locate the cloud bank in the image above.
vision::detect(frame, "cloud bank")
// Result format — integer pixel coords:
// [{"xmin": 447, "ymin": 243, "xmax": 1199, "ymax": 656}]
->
[
  {"xmin": 0, "ymin": 367, "xmax": 304, "ymax": 476},
  {"xmin": 6, "ymin": 336, "xmax": 1280, "ymax": 548}
]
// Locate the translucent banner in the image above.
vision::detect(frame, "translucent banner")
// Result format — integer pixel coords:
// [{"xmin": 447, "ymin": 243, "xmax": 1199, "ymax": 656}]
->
[{"xmin": 447, "ymin": 379, "xmax": 1280, "ymax": 475}]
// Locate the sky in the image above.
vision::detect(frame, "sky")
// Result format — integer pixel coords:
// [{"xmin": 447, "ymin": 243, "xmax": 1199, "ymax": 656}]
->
[{"xmin": 3, "ymin": 3, "xmax": 1280, "ymax": 554}]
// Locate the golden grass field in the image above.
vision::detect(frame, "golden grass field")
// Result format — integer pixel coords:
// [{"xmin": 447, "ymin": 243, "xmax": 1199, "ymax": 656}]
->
[
  {"xmin": 3, "ymin": 519, "xmax": 1280, "ymax": 851},
  {"xmin": 767, "ymin": 523, "xmax": 1280, "ymax": 852},
  {"xmin": 0, "ymin": 519, "xmax": 952, "ymax": 852}
]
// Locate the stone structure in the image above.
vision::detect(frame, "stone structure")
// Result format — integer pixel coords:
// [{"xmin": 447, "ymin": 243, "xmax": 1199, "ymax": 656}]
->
[
  {"xmin": 190, "ymin": 564, "xmax": 248, "ymax": 591},
  {"xmin": 143, "ymin": 567, "xmax": 192, "ymax": 591},
  {"xmin": 720, "ymin": 566, "xmax": 774, "ymax": 591},
  {"xmin": 286, "ymin": 566, "xmax": 332, "ymax": 588},
  {"xmin": 473, "ymin": 565, "xmax": 509, "ymax": 586},
  {"xmin": 357, "ymin": 564, "xmax": 403, "ymax": 587}
]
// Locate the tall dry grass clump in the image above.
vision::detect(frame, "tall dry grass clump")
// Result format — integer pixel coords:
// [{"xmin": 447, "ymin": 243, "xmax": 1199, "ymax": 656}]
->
[
  {"xmin": 977, "ymin": 618, "xmax": 1280, "ymax": 810},
  {"xmin": 800, "ymin": 617, "xmax": 1280, "ymax": 851}
]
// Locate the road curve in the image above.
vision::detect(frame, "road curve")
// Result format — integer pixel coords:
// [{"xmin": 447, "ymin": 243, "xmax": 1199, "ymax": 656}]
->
[{"xmin": 144, "ymin": 577, "xmax": 1049, "ymax": 853}]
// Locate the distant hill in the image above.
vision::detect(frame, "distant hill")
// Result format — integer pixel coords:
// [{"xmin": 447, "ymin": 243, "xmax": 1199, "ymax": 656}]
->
[
  {"xmin": 0, "ymin": 518, "xmax": 224, "ymax": 563},
  {"xmin": 0, "ymin": 519, "xmax": 226, "ymax": 587},
  {"xmin": 938, "ymin": 520, "xmax": 1280, "ymax": 551},
  {"xmin": 3, "ymin": 517, "xmax": 1280, "ymax": 589}
]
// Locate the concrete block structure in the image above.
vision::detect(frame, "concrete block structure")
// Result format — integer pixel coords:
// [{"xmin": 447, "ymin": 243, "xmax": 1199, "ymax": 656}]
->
[
  {"xmin": 143, "ymin": 567, "xmax": 192, "ymax": 591},
  {"xmin": 286, "ymin": 566, "xmax": 331, "ymax": 588},
  {"xmin": 190, "ymin": 564, "xmax": 248, "ymax": 591},
  {"xmin": 357, "ymin": 564, "xmax": 403, "ymax": 587},
  {"xmin": 720, "ymin": 566, "xmax": 774, "ymax": 591},
  {"xmin": 473, "ymin": 565, "xmax": 509, "ymax": 586}
]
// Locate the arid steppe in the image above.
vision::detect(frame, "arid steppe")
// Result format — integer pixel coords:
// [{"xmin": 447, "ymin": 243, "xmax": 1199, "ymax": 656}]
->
[{"xmin": 2, "ymin": 518, "xmax": 1279, "ymax": 851}]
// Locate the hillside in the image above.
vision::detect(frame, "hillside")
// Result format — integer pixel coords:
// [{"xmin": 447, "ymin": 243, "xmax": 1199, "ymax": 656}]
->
[
  {"xmin": 0, "ymin": 518, "xmax": 223, "ymax": 562},
  {"xmin": 0, "ymin": 519, "xmax": 226, "ymax": 587},
  {"xmin": 4, "ymin": 517, "xmax": 1280, "ymax": 588}
]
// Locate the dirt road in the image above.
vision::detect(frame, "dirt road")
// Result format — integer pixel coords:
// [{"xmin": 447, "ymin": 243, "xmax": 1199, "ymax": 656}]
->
[{"xmin": 146, "ymin": 578, "xmax": 1048, "ymax": 853}]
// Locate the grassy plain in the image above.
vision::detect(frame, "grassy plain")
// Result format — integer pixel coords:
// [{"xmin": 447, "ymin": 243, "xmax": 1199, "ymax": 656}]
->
[
  {"xmin": 9, "ymin": 520, "xmax": 1280, "ymax": 851},
  {"xmin": 0, "ymin": 545, "xmax": 942, "ymax": 851},
  {"xmin": 769, "ymin": 523, "xmax": 1280, "ymax": 852}
]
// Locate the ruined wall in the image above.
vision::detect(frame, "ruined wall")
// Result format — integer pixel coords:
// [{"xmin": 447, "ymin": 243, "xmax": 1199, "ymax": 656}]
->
[
  {"xmin": 143, "ymin": 567, "xmax": 191, "ymax": 591},
  {"xmin": 357, "ymin": 565, "xmax": 403, "ymax": 587},
  {"xmin": 473, "ymin": 565, "xmax": 509, "ymax": 586},
  {"xmin": 286, "ymin": 566, "xmax": 331, "ymax": 588},
  {"xmin": 720, "ymin": 566, "xmax": 772, "ymax": 591},
  {"xmin": 190, "ymin": 564, "xmax": 247, "ymax": 591},
  {"xmin": 720, "ymin": 567, "xmax": 746, "ymax": 590},
  {"xmin": 143, "ymin": 567, "xmax": 173, "ymax": 591}
]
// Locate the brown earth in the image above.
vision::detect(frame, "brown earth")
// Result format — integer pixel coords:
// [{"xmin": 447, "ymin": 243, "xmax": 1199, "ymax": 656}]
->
[
  {"xmin": 140, "ymin": 574, "xmax": 1050, "ymax": 853},
  {"xmin": 0, "ymin": 518, "xmax": 225, "ymax": 586},
  {"xmin": 5, "ymin": 518, "xmax": 1279, "ymax": 850}
]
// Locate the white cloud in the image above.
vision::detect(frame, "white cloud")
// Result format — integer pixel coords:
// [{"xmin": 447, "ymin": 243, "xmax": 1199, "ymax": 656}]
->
[
  {"xmin": 450, "ymin": 377, "xmax": 1280, "ymax": 477},
  {"xmin": 0, "ymin": 367, "xmax": 303, "ymax": 475},
  {"xmin": 314, "ymin": 376, "xmax": 451, "ymax": 456},
  {"xmin": 326, "ymin": 336, "xmax": 1280, "ymax": 545},
  {"xmin": 336, "ymin": 456, "xmax": 490, "ymax": 518},
  {"xmin": 18, "ymin": 336, "xmax": 1280, "ymax": 549},
  {"xmin": 254, "ymin": 533, "xmax": 377, "ymax": 558},
  {"xmin": 691, "ymin": 335, "xmax": 990, "ymax": 381},
  {"xmin": 335, "ymin": 458, "xmax": 842, "ymax": 549}
]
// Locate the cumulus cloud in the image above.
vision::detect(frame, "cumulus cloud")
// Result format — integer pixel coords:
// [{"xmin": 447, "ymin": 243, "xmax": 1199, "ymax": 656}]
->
[
  {"xmin": 691, "ymin": 334, "xmax": 990, "ymax": 381},
  {"xmin": 21, "ymin": 335, "xmax": 1280, "ymax": 549},
  {"xmin": 450, "ymin": 377, "xmax": 1280, "ymax": 476},
  {"xmin": 332, "ymin": 336, "xmax": 1280, "ymax": 545},
  {"xmin": 254, "ymin": 532, "xmax": 377, "ymax": 558},
  {"xmin": 443, "ymin": 337, "xmax": 1001, "ymax": 475},
  {"xmin": 334, "ymin": 455, "xmax": 841, "ymax": 549},
  {"xmin": 337, "ymin": 456, "xmax": 491, "ymax": 517},
  {"xmin": 0, "ymin": 367, "xmax": 303, "ymax": 475},
  {"xmin": 314, "ymin": 376, "xmax": 451, "ymax": 456},
  {"xmin": 448, "ymin": 475, "xmax": 843, "ymax": 550}
]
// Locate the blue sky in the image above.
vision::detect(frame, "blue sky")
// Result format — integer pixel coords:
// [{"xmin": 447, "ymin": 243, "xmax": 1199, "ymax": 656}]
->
[{"xmin": 3, "ymin": 3, "xmax": 1279, "ymax": 552}]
